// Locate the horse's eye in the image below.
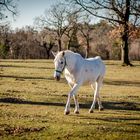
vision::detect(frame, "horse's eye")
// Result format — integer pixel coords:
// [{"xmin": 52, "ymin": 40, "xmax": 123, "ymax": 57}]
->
[{"xmin": 60, "ymin": 61, "xmax": 63, "ymax": 64}]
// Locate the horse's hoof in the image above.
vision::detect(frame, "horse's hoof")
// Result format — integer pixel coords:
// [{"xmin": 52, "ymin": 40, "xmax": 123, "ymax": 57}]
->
[
  {"xmin": 99, "ymin": 107, "xmax": 104, "ymax": 111},
  {"xmin": 64, "ymin": 111, "xmax": 70, "ymax": 115},
  {"xmin": 74, "ymin": 110, "xmax": 79, "ymax": 114},
  {"xmin": 89, "ymin": 110, "xmax": 94, "ymax": 113}
]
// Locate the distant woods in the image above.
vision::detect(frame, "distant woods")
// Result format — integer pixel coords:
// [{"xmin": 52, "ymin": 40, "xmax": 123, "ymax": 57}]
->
[{"xmin": 0, "ymin": 0, "xmax": 140, "ymax": 62}]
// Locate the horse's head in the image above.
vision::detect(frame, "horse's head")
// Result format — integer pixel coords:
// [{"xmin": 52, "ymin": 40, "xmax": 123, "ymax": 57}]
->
[{"xmin": 52, "ymin": 51, "xmax": 66, "ymax": 81}]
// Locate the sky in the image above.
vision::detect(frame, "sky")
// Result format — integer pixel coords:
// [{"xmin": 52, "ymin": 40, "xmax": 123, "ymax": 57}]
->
[{"xmin": 11, "ymin": 0, "xmax": 60, "ymax": 29}]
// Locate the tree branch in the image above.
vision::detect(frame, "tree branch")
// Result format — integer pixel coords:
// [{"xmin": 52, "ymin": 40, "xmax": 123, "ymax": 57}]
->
[{"xmin": 75, "ymin": 0, "xmax": 124, "ymax": 24}]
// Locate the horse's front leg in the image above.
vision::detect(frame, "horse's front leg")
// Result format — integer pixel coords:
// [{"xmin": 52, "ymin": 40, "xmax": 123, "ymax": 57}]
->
[
  {"xmin": 64, "ymin": 84, "xmax": 80, "ymax": 115},
  {"xmin": 68, "ymin": 83, "xmax": 80, "ymax": 114}
]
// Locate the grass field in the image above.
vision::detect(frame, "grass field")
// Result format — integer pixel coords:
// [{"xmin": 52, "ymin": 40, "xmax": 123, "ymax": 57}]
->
[{"xmin": 0, "ymin": 60, "xmax": 140, "ymax": 140}]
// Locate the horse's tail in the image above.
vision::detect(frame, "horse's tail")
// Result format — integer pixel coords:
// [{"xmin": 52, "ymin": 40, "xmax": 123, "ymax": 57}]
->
[
  {"xmin": 96, "ymin": 56, "xmax": 106, "ymax": 77},
  {"xmin": 94, "ymin": 56, "xmax": 101, "ymax": 60}
]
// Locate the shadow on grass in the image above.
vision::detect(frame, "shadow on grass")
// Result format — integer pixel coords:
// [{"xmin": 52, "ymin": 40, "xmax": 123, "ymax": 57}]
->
[
  {"xmin": 0, "ymin": 64, "xmax": 53, "ymax": 70},
  {"xmin": 0, "ymin": 74, "xmax": 48, "ymax": 80},
  {"xmin": 104, "ymin": 79, "xmax": 140, "ymax": 87},
  {"xmin": 0, "ymin": 75, "xmax": 67, "ymax": 84},
  {"xmin": 1, "ymin": 73, "xmax": 139, "ymax": 87},
  {"xmin": 105, "ymin": 61, "xmax": 140, "ymax": 66},
  {"xmin": 0, "ymin": 97, "xmax": 140, "ymax": 112},
  {"xmin": 0, "ymin": 60, "xmax": 53, "ymax": 63},
  {"xmin": 95, "ymin": 116, "xmax": 140, "ymax": 122}
]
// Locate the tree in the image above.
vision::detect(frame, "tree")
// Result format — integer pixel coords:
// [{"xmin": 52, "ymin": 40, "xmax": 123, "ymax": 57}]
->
[
  {"xmin": 73, "ymin": 0, "xmax": 140, "ymax": 66},
  {"xmin": 78, "ymin": 14, "xmax": 93, "ymax": 58},
  {"xmin": 68, "ymin": 24, "xmax": 80, "ymax": 52},
  {"xmin": 35, "ymin": 29, "xmax": 56, "ymax": 59},
  {"xmin": 34, "ymin": 2, "xmax": 70, "ymax": 51},
  {"xmin": 0, "ymin": 0, "xmax": 18, "ymax": 20},
  {"xmin": 64, "ymin": 7, "xmax": 81, "ymax": 51},
  {"xmin": 0, "ymin": 23, "xmax": 11, "ymax": 58},
  {"xmin": 0, "ymin": 0, "xmax": 18, "ymax": 58}
]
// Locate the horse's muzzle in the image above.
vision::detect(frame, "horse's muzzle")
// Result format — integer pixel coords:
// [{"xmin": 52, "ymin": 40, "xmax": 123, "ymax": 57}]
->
[{"xmin": 55, "ymin": 75, "xmax": 60, "ymax": 81}]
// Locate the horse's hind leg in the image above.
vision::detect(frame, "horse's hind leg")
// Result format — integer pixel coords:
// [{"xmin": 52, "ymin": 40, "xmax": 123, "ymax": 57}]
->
[
  {"xmin": 89, "ymin": 77, "xmax": 103, "ymax": 113},
  {"xmin": 73, "ymin": 95, "xmax": 79, "ymax": 114},
  {"xmin": 98, "ymin": 94, "xmax": 104, "ymax": 111},
  {"xmin": 97, "ymin": 76, "xmax": 104, "ymax": 111}
]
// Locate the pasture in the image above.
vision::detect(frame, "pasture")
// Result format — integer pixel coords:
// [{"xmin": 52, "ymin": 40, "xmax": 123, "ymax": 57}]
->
[{"xmin": 0, "ymin": 59, "xmax": 140, "ymax": 140}]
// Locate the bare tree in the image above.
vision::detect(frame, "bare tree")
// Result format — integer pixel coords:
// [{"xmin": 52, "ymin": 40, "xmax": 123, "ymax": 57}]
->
[
  {"xmin": 35, "ymin": 2, "xmax": 70, "ymax": 51},
  {"xmin": 35, "ymin": 29, "xmax": 56, "ymax": 59},
  {"xmin": 78, "ymin": 14, "xmax": 93, "ymax": 58},
  {"xmin": 64, "ymin": 8, "xmax": 81, "ymax": 50},
  {"xmin": 0, "ymin": 0, "xmax": 18, "ymax": 20},
  {"xmin": 72, "ymin": 0, "xmax": 140, "ymax": 66}
]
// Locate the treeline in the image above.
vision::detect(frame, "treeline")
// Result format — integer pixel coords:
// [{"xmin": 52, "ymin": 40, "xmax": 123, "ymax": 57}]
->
[
  {"xmin": 0, "ymin": 21, "xmax": 140, "ymax": 60},
  {"xmin": 0, "ymin": 0, "xmax": 140, "ymax": 66}
]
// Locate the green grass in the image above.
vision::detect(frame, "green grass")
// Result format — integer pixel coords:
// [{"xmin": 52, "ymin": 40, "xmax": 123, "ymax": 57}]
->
[{"xmin": 0, "ymin": 59, "xmax": 140, "ymax": 140}]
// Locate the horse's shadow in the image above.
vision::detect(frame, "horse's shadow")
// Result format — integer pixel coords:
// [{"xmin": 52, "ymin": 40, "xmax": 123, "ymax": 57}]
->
[
  {"xmin": 0, "ymin": 97, "xmax": 140, "ymax": 112},
  {"xmin": 0, "ymin": 74, "xmax": 66, "ymax": 83},
  {"xmin": 104, "ymin": 79, "xmax": 140, "ymax": 87},
  {"xmin": 0, "ymin": 64, "xmax": 53, "ymax": 70}
]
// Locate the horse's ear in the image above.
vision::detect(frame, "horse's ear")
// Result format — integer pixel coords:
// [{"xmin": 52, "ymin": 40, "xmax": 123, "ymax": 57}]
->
[
  {"xmin": 52, "ymin": 51, "xmax": 57, "ymax": 57},
  {"xmin": 62, "ymin": 51, "xmax": 65, "ymax": 57}
]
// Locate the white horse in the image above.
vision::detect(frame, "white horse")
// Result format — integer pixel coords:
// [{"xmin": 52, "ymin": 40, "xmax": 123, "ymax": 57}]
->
[{"xmin": 53, "ymin": 50, "xmax": 106, "ymax": 115}]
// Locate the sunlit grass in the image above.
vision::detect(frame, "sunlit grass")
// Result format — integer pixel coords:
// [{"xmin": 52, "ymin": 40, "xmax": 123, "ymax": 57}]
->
[{"xmin": 0, "ymin": 60, "xmax": 140, "ymax": 140}]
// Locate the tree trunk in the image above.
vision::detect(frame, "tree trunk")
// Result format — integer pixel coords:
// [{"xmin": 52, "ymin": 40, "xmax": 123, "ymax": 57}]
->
[
  {"xmin": 121, "ymin": 0, "xmax": 133, "ymax": 66},
  {"xmin": 46, "ymin": 43, "xmax": 54, "ymax": 59},
  {"xmin": 42, "ymin": 42, "xmax": 54, "ymax": 59},
  {"xmin": 67, "ymin": 38, "xmax": 71, "ymax": 50},
  {"xmin": 58, "ymin": 38, "xmax": 62, "ymax": 51},
  {"xmin": 46, "ymin": 50, "xmax": 50, "ymax": 59},
  {"xmin": 121, "ymin": 27, "xmax": 133, "ymax": 66},
  {"xmin": 85, "ymin": 40, "xmax": 90, "ymax": 58}
]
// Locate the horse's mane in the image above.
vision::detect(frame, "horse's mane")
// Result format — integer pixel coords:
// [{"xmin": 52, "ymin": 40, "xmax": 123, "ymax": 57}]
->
[
  {"xmin": 54, "ymin": 50, "xmax": 82, "ymax": 62},
  {"xmin": 64, "ymin": 50, "xmax": 82, "ymax": 58}
]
